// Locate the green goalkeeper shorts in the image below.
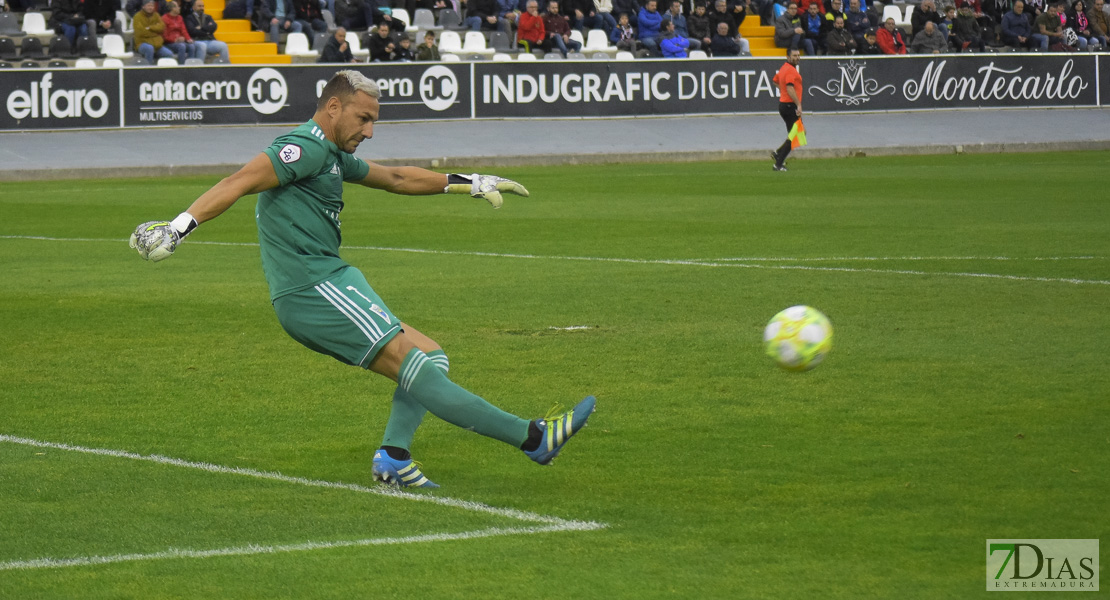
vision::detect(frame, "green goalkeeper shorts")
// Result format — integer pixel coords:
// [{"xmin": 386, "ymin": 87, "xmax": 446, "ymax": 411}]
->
[{"xmin": 273, "ymin": 266, "xmax": 402, "ymax": 369}]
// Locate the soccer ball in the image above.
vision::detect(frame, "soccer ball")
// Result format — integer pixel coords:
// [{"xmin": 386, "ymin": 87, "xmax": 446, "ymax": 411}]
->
[{"xmin": 763, "ymin": 305, "xmax": 833, "ymax": 371}]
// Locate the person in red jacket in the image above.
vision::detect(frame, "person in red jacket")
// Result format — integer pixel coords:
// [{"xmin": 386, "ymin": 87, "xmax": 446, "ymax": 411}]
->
[
  {"xmin": 517, "ymin": 0, "xmax": 552, "ymax": 52},
  {"xmin": 877, "ymin": 16, "xmax": 907, "ymax": 52},
  {"xmin": 161, "ymin": 1, "xmax": 197, "ymax": 63}
]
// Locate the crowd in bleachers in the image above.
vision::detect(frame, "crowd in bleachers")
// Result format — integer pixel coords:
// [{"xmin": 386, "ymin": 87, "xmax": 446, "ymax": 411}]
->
[{"xmin": 0, "ymin": 0, "xmax": 1106, "ymax": 67}]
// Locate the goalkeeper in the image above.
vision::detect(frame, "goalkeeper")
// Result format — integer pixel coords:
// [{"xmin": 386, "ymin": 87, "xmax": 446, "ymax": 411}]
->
[{"xmin": 129, "ymin": 70, "xmax": 595, "ymax": 489}]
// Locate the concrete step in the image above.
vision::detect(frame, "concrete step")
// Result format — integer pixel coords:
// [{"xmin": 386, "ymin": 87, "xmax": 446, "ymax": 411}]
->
[
  {"xmin": 229, "ymin": 54, "xmax": 293, "ymax": 63},
  {"xmin": 216, "ymin": 31, "xmax": 266, "ymax": 42},
  {"xmin": 214, "ymin": 18, "xmax": 252, "ymax": 32}
]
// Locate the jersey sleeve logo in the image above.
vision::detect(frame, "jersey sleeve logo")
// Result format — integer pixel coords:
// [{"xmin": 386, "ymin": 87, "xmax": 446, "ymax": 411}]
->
[{"xmin": 278, "ymin": 144, "xmax": 302, "ymax": 164}]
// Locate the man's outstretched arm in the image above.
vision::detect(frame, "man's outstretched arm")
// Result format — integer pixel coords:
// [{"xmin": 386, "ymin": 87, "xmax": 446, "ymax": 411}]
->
[{"xmin": 358, "ymin": 161, "xmax": 530, "ymax": 209}]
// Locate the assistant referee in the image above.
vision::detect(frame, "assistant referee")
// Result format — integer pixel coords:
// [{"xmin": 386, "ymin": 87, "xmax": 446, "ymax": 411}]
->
[{"xmin": 771, "ymin": 47, "xmax": 803, "ymax": 172}]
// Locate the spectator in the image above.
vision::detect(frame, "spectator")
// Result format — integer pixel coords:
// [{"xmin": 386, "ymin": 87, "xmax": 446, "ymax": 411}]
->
[
  {"xmin": 940, "ymin": 4, "xmax": 957, "ymax": 36},
  {"xmin": 730, "ymin": 0, "xmax": 751, "ymax": 28},
  {"xmin": 567, "ymin": 0, "xmax": 603, "ymax": 31},
  {"xmin": 637, "ymin": 0, "xmax": 664, "ymax": 54},
  {"xmin": 543, "ymin": 0, "xmax": 582, "ymax": 55},
  {"xmin": 416, "ymin": 29, "xmax": 440, "ymax": 59},
  {"xmin": 518, "ymin": 0, "xmax": 553, "ymax": 52},
  {"xmin": 688, "ymin": 2, "xmax": 714, "ymax": 48},
  {"xmin": 775, "ymin": 2, "xmax": 814, "ymax": 54},
  {"xmin": 983, "ymin": 0, "xmax": 1012, "ymax": 24},
  {"xmin": 1088, "ymin": 0, "xmax": 1109, "ymax": 47},
  {"xmin": 845, "ymin": 0, "xmax": 869, "ymax": 44},
  {"xmin": 825, "ymin": 14, "xmax": 856, "ymax": 52},
  {"xmin": 613, "ymin": 0, "xmax": 640, "ymax": 25},
  {"xmin": 952, "ymin": 3, "xmax": 986, "ymax": 49},
  {"xmin": 1024, "ymin": 0, "xmax": 1046, "ymax": 15},
  {"xmin": 87, "ymin": 0, "xmax": 124, "ymax": 35},
  {"xmin": 912, "ymin": 0, "xmax": 947, "ymax": 38},
  {"xmin": 1066, "ymin": 0, "xmax": 1098, "ymax": 48},
  {"xmin": 318, "ymin": 25, "xmax": 359, "ymax": 60},
  {"xmin": 802, "ymin": 2, "xmax": 824, "ymax": 51},
  {"xmin": 222, "ymin": 0, "xmax": 251, "ymax": 18},
  {"xmin": 664, "ymin": 0, "xmax": 702, "ymax": 48},
  {"xmin": 258, "ymin": 0, "xmax": 303, "ymax": 44},
  {"xmin": 956, "ymin": 0, "xmax": 998, "ymax": 40},
  {"xmin": 186, "ymin": 0, "xmax": 230, "ymax": 61},
  {"xmin": 368, "ymin": 20, "xmax": 396, "ymax": 60},
  {"xmin": 467, "ymin": 0, "xmax": 513, "ymax": 33},
  {"xmin": 823, "ymin": 0, "xmax": 846, "ymax": 29},
  {"xmin": 497, "ymin": 0, "xmax": 522, "ymax": 30},
  {"xmin": 161, "ymin": 1, "xmax": 196, "ymax": 63},
  {"xmin": 293, "ymin": 0, "xmax": 327, "ymax": 35},
  {"xmin": 709, "ymin": 0, "xmax": 738, "ymax": 36},
  {"xmin": 798, "ymin": 0, "xmax": 823, "ymax": 13},
  {"xmin": 1034, "ymin": 0, "xmax": 1067, "ymax": 45},
  {"xmin": 858, "ymin": 25, "xmax": 881, "ymax": 50},
  {"xmin": 392, "ymin": 33, "xmax": 415, "ymax": 59},
  {"xmin": 592, "ymin": 0, "xmax": 620, "ymax": 33},
  {"xmin": 877, "ymin": 16, "xmax": 907, "ymax": 52},
  {"xmin": 50, "ymin": 0, "xmax": 90, "ymax": 52},
  {"xmin": 134, "ymin": 0, "xmax": 177, "ymax": 62},
  {"xmin": 335, "ymin": 0, "xmax": 373, "ymax": 31},
  {"xmin": 911, "ymin": 19, "xmax": 948, "ymax": 50},
  {"xmin": 1001, "ymin": 0, "xmax": 1041, "ymax": 46},
  {"xmin": 710, "ymin": 18, "xmax": 742, "ymax": 52},
  {"xmin": 610, "ymin": 11, "xmax": 644, "ymax": 51},
  {"xmin": 658, "ymin": 17, "xmax": 690, "ymax": 53},
  {"xmin": 865, "ymin": 0, "xmax": 883, "ymax": 26}
]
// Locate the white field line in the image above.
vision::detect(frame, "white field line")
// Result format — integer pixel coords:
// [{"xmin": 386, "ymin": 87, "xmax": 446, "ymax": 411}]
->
[
  {"xmin": 0, "ymin": 524, "xmax": 597, "ymax": 572},
  {"xmin": 0, "ymin": 434, "xmax": 606, "ymax": 571},
  {"xmin": 2, "ymin": 235, "xmax": 1109, "ymax": 286}
]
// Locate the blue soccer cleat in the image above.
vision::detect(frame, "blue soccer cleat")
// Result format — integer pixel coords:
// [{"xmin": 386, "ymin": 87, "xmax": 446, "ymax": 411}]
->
[
  {"xmin": 524, "ymin": 396, "xmax": 596, "ymax": 465},
  {"xmin": 372, "ymin": 450, "xmax": 439, "ymax": 489}
]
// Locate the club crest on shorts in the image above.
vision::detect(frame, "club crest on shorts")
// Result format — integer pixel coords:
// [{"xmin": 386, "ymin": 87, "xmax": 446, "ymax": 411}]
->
[
  {"xmin": 278, "ymin": 144, "xmax": 302, "ymax": 164},
  {"xmin": 370, "ymin": 303, "xmax": 391, "ymax": 324}
]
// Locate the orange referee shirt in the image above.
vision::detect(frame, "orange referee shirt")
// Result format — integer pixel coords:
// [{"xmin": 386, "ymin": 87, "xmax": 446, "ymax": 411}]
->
[{"xmin": 773, "ymin": 62, "xmax": 802, "ymax": 103}]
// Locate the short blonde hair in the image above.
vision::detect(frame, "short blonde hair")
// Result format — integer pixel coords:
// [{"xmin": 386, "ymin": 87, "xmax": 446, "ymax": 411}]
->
[{"xmin": 317, "ymin": 70, "xmax": 381, "ymax": 110}]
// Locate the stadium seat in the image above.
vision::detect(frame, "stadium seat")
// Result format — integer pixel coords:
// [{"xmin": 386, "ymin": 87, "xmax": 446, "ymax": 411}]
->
[
  {"xmin": 284, "ymin": 32, "xmax": 318, "ymax": 58},
  {"xmin": 76, "ymin": 35, "xmax": 105, "ymax": 58},
  {"xmin": 584, "ymin": 28, "xmax": 615, "ymax": 54},
  {"xmin": 74, "ymin": 57, "xmax": 98, "ymax": 67},
  {"xmin": 48, "ymin": 35, "xmax": 76, "ymax": 59},
  {"xmin": 123, "ymin": 54, "xmax": 150, "ymax": 65},
  {"xmin": 413, "ymin": 8, "xmax": 439, "ymax": 31},
  {"xmin": 0, "ymin": 37, "xmax": 19, "ymax": 60},
  {"xmin": 464, "ymin": 52, "xmax": 486, "ymax": 60},
  {"xmin": 491, "ymin": 51, "xmax": 512, "ymax": 60},
  {"xmin": 567, "ymin": 51, "xmax": 586, "ymax": 59},
  {"xmin": 116, "ymin": 10, "xmax": 133, "ymax": 33},
  {"xmin": 391, "ymin": 8, "xmax": 416, "ymax": 32},
  {"xmin": 462, "ymin": 30, "xmax": 494, "ymax": 55},
  {"xmin": 688, "ymin": 49, "xmax": 708, "ymax": 58},
  {"xmin": 0, "ymin": 13, "xmax": 23, "ymax": 37},
  {"xmin": 437, "ymin": 9, "xmax": 465, "ymax": 30},
  {"xmin": 590, "ymin": 51, "xmax": 609, "ymax": 59},
  {"xmin": 899, "ymin": 4, "xmax": 914, "ymax": 27},
  {"xmin": 102, "ymin": 34, "xmax": 133, "ymax": 58},
  {"xmin": 21, "ymin": 12, "xmax": 49, "ymax": 35},
  {"xmin": 184, "ymin": 57, "xmax": 205, "ymax": 64},
  {"xmin": 21, "ymin": 60, "xmax": 41, "ymax": 67},
  {"xmin": 441, "ymin": 52, "xmax": 461, "ymax": 61},
  {"xmin": 543, "ymin": 51, "xmax": 563, "ymax": 59},
  {"xmin": 346, "ymin": 32, "xmax": 369, "ymax": 58},
  {"xmin": 312, "ymin": 32, "xmax": 329, "ymax": 50},
  {"xmin": 0, "ymin": 61, "xmax": 13, "ymax": 68},
  {"xmin": 488, "ymin": 30, "xmax": 517, "ymax": 53},
  {"xmin": 569, "ymin": 29, "xmax": 584, "ymax": 48},
  {"xmin": 881, "ymin": 4, "xmax": 903, "ymax": 25},
  {"xmin": 614, "ymin": 50, "xmax": 634, "ymax": 60},
  {"xmin": 157, "ymin": 57, "xmax": 179, "ymax": 66},
  {"xmin": 322, "ymin": 9, "xmax": 337, "ymax": 31},
  {"xmin": 438, "ymin": 30, "xmax": 462, "ymax": 53},
  {"xmin": 19, "ymin": 37, "xmax": 48, "ymax": 60},
  {"xmin": 102, "ymin": 57, "xmax": 125, "ymax": 67},
  {"xmin": 48, "ymin": 59, "xmax": 69, "ymax": 67},
  {"xmin": 515, "ymin": 51, "xmax": 537, "ymax": 60}
]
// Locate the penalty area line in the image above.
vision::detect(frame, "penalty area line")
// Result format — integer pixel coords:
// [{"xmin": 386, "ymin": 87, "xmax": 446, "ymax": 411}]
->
[
  {"xmin": 0, "ymin": 524, "xmax": 600, "ymax": 572},
  {"xmin": 0, "ymin": 434, "xmax": 605, "ymax": 529},
  {"xmin": 2, "ymin": 235, "xmax": 1107, "ymax": 286}
]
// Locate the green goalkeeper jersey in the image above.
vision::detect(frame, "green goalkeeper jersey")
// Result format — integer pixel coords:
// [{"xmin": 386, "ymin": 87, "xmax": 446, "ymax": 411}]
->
[{"xmin": 257, "ymin": 120, "xmax": 371, "ymax": 301}]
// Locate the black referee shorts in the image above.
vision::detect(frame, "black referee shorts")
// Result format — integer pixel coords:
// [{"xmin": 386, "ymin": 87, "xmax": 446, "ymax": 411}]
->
[{"xmin": 779, "ymin": 102, "xmax": 799, "ymax": 133}]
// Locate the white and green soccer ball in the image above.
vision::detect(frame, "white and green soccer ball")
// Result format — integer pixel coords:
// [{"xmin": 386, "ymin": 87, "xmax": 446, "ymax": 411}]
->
[{"xmin": 763, "ymin": 305, "xmax": 833, "ymax": 372}]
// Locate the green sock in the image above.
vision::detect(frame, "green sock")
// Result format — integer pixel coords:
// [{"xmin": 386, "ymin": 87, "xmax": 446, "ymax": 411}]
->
[
  {"xmin": 397, "ymin": 348, "xmax": 530, "ymax": 447},
  {"xmin": 380, "ymin": 350, "xmax": 447, "ymax": 450}
]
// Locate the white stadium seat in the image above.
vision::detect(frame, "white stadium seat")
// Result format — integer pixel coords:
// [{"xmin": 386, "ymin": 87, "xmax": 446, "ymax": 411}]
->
[
  {"xmin": 283, "ymin": 32, "xmax": 319, "ymax": 58},
  {"xmin": 491, "ymin": 52, "xmax": 512, "ymax": 61},
  {"xmin": 21, "ymin": 12, "xmax": 48, "ymax": 35},
  {"xmin": 614, "ymin": 50, "xmax": 635, "ymax": 60},
  {"xmin": 74, "ymin": 57, "xmax": 98, "ymax": 68},
  {"xmin": 441, "ymin": 52, "xmax": 461, "ymax": 61},
  {"xmin": 346, "ymin": 32, "xmax": 369, "ymax": 58},
  {"xmin": 569, "ymin": 29, "xmax": 584, "ymax": 47},
  {"xmin": 102, "ymin": 34, "xmax": 133, "ymax": 58},
  {"xmin": 515, "ymin": 52, "xmax": 537, "ymax": 60},
  {"xmin": 463, "ymin": 31, "xmax": 494, "ymax": 55},
  {"xmin": 157, "ymin": 57, "xmax": 179, "ymax": 66},
  {"xmin": 391, "ymin": 8, "xmax": 417, "ymax": 32},
  {"xmin": 881, "ymin": 4, "xmax": 903, "ymax": 25},
  {"xmin": 438, "ymin": 30, "xmax": 462, "ymax": 53},
  {"xmin": 688, "ymin": 49, "xmax": 708, "ymax": 59},
  {"xmin": 584, "ymin": 28, "xmax": 615, "ymax": 54},
  {"xmin": 101, "ymin": 57, "xmax": 125, "ymax": 68}
]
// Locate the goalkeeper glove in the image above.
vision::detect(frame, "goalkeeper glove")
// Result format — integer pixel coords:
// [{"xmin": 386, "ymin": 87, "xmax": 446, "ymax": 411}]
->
[
  {"xmin": 445, "ymin": 173, "xmax": 529, "ymax": 209},
  {"xmin": 129, "ymin": 212, "xmax": 197, "ymax": 262}
]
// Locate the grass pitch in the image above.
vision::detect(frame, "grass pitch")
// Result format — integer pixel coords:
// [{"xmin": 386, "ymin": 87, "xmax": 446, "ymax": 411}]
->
[{"xmin": 1, "ymin": 152, "xmax": 1108, "ymax": 598}]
